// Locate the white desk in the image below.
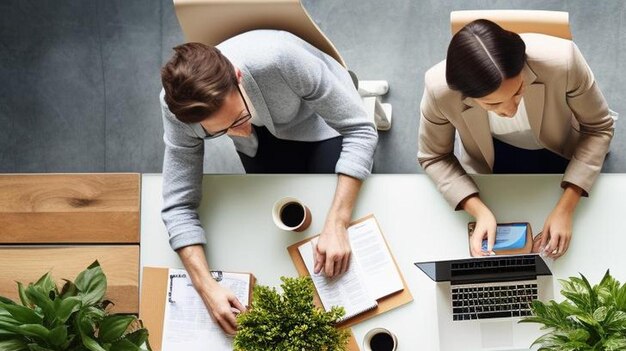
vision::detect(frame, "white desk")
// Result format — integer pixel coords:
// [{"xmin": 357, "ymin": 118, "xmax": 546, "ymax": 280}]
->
[{"xmin": 141, "ymin": 174, "xmax": 625, "ymax": 350}]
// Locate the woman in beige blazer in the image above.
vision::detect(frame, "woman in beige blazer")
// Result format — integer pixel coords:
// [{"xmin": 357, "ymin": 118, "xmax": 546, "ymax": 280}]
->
[{"xmin": 418, "ymin": 19, "xmax": 614, "ymax": 259}]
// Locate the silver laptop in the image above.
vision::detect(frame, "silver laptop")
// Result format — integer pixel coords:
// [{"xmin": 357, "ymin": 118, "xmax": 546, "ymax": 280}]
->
[{"xmin": 415, "ymin": 255, "xmax": 553, "ymax": 351}]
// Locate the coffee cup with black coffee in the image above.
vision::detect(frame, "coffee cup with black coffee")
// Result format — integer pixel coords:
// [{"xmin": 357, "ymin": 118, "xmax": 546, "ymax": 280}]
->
[
  {"xmin": 363, "ymin": 328, "xmax": 397, "ymax": 351},
  {"xmin": 272, "ymin": 197, "xmax": 312, "ymax": 232}
]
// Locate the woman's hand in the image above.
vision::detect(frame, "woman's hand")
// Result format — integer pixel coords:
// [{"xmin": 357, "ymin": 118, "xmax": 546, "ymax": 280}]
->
[
  {"xmin": 469, "ymin": 209, "xmax": 497, "ymax": 257},
  {"xmin": 539, "ymin": 184, "xmax": 583, "ymax": 259},
  {"xmin": 463, "ymin": 195, "xmax": 497, "ymax": 257},
  {"xmin": 540, "ymin": 207, "xmax": 573, "ymax": 259}
]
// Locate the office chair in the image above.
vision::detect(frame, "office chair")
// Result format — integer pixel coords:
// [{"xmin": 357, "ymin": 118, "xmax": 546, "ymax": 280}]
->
[
  {"xmin": 172, "ymin": 0, "xmax": 392, "ymax": 130},
  {"xmin": 451, "ymin": 10, "xmax": 572, "ymax": 39}
]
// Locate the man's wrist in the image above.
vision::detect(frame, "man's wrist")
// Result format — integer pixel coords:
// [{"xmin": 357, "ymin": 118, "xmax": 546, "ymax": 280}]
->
[
  {"xmin": 195, "ymin": 275, "xmax": 220, "ymax": 292},
  {"xmin": 176, "ymin": 244, "xmax": 218, "ymax": 291},
  {"xmin": 177, "ymin": 245, "xmax": 206, "ymax": 266},
  {"xmin": 326, "ymin": 174, "xmax": 361, "ymax": 229},
  {"xmin": 326, "ymin": 207, "xmax": 351, "ymax": 226}
]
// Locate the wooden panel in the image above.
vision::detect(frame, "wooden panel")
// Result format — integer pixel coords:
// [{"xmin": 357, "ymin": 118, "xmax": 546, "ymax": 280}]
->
[
  {"xmin": 0, "ymin": 173, "xmax": 140, "ymax": 243},
  {"xmin": 0, "ymin": 246, "xmax": 139, "ymax": 314}
]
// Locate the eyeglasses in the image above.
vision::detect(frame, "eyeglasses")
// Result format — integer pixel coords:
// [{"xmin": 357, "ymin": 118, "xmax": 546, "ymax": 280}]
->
[{"xmin": 203, "ymin": 85, "xmax": 252, "ymax": 139}]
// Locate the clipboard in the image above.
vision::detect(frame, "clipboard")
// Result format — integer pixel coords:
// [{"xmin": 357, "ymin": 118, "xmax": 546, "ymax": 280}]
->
[
  {"xmin": 140, "ymin": 267, "xmax": 359, "ymax": 350},
  {"xmin": 287, "ymin": 214, "xmax": 413, "ymax": 329},
  {"xmin": 139, "ymin": 267, "xmax": 255, "ymax": 351}
]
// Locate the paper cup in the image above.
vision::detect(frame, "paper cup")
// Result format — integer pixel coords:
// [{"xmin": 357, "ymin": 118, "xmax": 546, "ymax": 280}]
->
[
  {"xmin": 363, "ymin": 328, "xmax": 398, "ymax": 351},
  {"xmin": 272, "ymin": 197, "xmax": 312, "ymax": 232}
]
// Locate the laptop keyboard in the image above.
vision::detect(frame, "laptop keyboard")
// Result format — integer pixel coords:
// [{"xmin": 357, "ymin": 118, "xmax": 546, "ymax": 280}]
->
[
  {"xmin": 451, "ymin": 283, "xmax": 538, "ymax": 321},
  {"xmin": 450, "ymin": 256, "xmax": 536, "ymax": 277}
]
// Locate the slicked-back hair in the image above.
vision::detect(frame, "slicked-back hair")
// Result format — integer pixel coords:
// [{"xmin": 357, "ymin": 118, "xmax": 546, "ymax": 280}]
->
[
  {"xmin": 161, "ymin": 43, "xmax": 237, "ymax": 124},
  {"xmin": 446, "ymin": 19, "xmax": 526, "ymax": 98}
]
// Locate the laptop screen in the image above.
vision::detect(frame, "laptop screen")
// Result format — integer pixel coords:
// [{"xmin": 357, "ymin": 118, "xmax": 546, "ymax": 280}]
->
[{"xmin": 415, "ymin": 254, "xmax": 551, "ymax": 284}]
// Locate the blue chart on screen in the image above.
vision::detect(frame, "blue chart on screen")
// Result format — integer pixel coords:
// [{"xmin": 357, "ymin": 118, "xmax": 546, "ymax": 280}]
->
[{"xmin": 482, "ymin": 224, "xmax": 527, "ymax": 251}]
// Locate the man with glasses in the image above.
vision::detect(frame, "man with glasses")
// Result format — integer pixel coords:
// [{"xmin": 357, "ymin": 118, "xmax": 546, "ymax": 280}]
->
[{"xmin": 159, "ymin": 30, "xmax": 378, "ymax": 335}]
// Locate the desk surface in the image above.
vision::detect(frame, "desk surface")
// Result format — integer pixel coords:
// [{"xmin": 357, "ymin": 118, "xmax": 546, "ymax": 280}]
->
[{"xmin": 141, "ymin": 174, "xmax": 625, "ymax": 350}]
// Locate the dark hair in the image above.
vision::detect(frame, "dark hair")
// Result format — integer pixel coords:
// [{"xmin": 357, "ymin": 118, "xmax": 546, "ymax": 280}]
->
[
  {"xmin": 446, "ymin": 19, "xmax": 526, "ymax": 98},
  {"xmin": 161, "ymin": 43, "xmax": 237, "ymax": 124}
]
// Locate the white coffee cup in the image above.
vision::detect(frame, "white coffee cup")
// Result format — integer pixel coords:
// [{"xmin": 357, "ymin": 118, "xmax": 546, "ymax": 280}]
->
[
  {"xmin": 272, "ymin": 197, "xmax": 312, "ymax": 232},
  {"xmin": 363, "ymin": 327, "xmax": 398, "ymax": 351}
]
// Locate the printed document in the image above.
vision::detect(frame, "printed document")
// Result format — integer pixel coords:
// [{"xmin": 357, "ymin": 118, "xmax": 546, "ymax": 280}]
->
[
  {"xmin": 298, "ymin": 217, "xmax": 403, "ymax": 320},
  {"xmin": 161, "ymin": 269, "xmax": 250, "ymax": 351}
]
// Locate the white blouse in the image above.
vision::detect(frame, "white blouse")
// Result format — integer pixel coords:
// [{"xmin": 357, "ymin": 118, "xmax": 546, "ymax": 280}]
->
[{"xmin": 487, "ymin": 98, "xmax": 543, "ymax": 150}]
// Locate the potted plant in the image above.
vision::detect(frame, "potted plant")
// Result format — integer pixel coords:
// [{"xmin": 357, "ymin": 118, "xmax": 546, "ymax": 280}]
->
[
  {"xmin": 0, "ymin": 261, "xmax": 151, "ymax": 351},
  {"xmin": 521, "ymin": 270, "xmax": 626, "ymax": 350},
  {"xmin": 234, "ymin": 276, "xmax": 349, "ymax": 351}
]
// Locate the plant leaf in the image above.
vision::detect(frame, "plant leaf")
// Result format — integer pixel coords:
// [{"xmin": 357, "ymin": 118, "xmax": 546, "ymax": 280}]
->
[
  {"xmin": 26, "ymin": 344, "xmax": 55, "ymax": 351},
  {"xmin": 55, "ymin": 296, "xmax": 82, "ymax": 323},
  {"xmin": 604, "ymin": 310, "xmax": 626, "ymax": 334},
  {"xmin": 234, "ymin": 276, "xmax": 348, "ymax": 351},
  {"xmin": 572, "ymin": 312, "xmax": 600, "ymax": 329},
  {"xmin": 76, "ymin": 306, "xmax": 106, "ymax": 351},
  {"xmin": 16, "ymin": 283, "xmax": 31, "ymax": 308},
  {"xmin": 526, "ymin": 272, "xmax": 626, "ymax": 350},
  {"xmin": 121, "ymin": 329, "xmax": 150, "ymax": 348},
  {"xmin": 24, "ymin": 285, "xmax": 55, "ymax": 322},
  {"xmin": 580, "ymin": 274, "xmax": 598, "ymax": 309},
  {"xmin": 15, "ymin": 324, "xmax": 50, "ymax": 340},
  {"xmin": 0, "ymin": 339, "xmax": 28, "ymax": 351},
  {"xmin": 0, "ymin": 296, "xmax": 17, "ymax": 305},
  {"xmin": 599, "ymin": 270, "xmax": 613, "ymax": 289},
  {"xmin": 593, "ymin": 306, "xmax": 608, "ymax": 322},
  {"xmin": 59, "ymin": 280, "xmax": 79, "ymax": 299},
  {"xmin": 615, "ymin": 283, "xmax": 626, "ymax": 311},
  {"xmin": 0, "ymin": 303, "xmax": 43, "ymax": 324},
  {"xmin": 110, "ymin": 338, "xmax": 143, "ymax": 351},
  {"xmin": 74, "ymin": 262, "xmax": 107, "ymax": 307},
  {"xmin": 0, "ymin": 315, "xmax": 21, "ymax": 332},
  {"xmin": 33, "ymin": 273, "xmax": 57, "ymax": 297},
  {"xmin": 81, "ymin": 334, "xmax": 107, "ymax": 351},
  {"xmin": 98, "ymin": 315, "xmax": 136, "ymax": 343},
  {"xmin": 47, "ymin": 325, "xmax": 68, "ymax": 347},
  {"xmin": 602, "ymin": 335, "xmax": 626, "ymax": 351},
  {"xmin": 567, "ymin": 328, "xmax": 590, "ymax": 342}
]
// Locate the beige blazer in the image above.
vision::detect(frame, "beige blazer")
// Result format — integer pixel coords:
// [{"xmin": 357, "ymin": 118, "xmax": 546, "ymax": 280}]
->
[{"xmin": 418, "ymin": 33, "xmax": 614, "ymax": 209}]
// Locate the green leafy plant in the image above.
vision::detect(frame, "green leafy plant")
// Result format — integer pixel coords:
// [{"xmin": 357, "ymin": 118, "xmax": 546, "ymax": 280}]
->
[
  {"xmin": 0, "ymin": 261, "xmax": 151, "ymax": 351},
  {"xmin": 521, "ymin": 270, "xmax": 626, "ymax": 350},
  {"xmin": 234, "ymin": 276, "xmax": 349, "ymax": 351}
]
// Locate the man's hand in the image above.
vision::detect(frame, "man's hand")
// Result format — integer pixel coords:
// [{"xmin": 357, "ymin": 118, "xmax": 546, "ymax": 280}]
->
[
  {"xmin": 313, "ymin": 175, "xmax": 362, "ymax": 278},
  {"xmin": 176, "ymin": 245, "xmax": 246, "ymax": 335},
  {"xmin": 196, "ymin": 279, "xmax": 246, "ymax": 335},
  {"xmin": 463, "ymin": 195, "xmax": 497, "ymax": 257},
  {"xmin": 314, "ymin": 220, "xmax": 351, "ymax": 277},
  {"xmin": 540, "ymin": 184, "xmax": 583, "ymax": 259}
]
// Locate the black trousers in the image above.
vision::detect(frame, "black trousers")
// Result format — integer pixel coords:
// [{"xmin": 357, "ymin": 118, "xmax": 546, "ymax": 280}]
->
[
  {"xmin": 492, "ymin": 138, "xmax": 570, "ymax": 174},
  {"xmin": 237, "ymin": 126, "xmax": 343, "ymax": 173}
]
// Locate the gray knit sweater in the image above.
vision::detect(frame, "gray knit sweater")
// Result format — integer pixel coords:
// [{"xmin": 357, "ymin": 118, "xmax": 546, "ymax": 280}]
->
[{"xmin": 160, "ymin": 30, "xmax": 378, "ymax": 250}]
